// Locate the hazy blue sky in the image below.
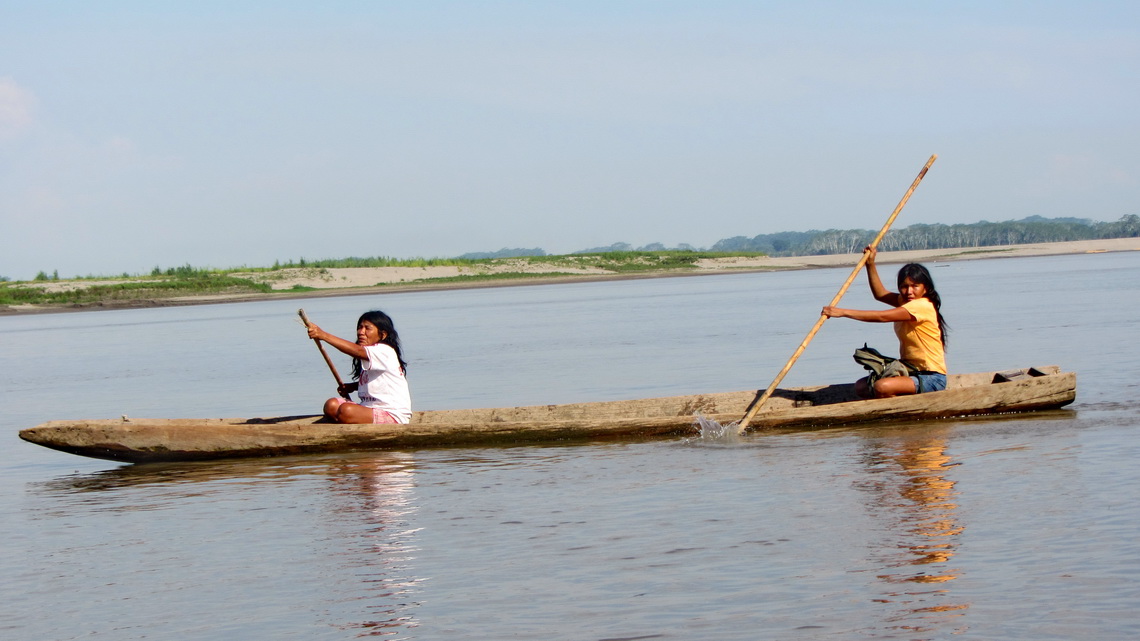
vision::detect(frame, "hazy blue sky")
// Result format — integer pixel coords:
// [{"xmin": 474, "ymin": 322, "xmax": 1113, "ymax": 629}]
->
[{"xmin": 2, "ymin": 1, "xmax": 1137, "ymax": 279}]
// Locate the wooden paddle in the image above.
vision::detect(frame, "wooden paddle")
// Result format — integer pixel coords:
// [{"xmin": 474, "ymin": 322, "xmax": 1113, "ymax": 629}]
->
[
  {"xmin": 736, "ymin": 154, "xmax": 938, "ymax": 433},
  {"xmin": 298, "ymin": 309, "xmax": 351, "ymax": 399}
]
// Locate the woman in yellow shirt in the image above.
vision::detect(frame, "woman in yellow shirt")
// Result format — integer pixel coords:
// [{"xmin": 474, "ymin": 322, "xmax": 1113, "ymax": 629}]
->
[{"xmin": 823, "ymin": 247, "xmax": 948, "ymax": 398}]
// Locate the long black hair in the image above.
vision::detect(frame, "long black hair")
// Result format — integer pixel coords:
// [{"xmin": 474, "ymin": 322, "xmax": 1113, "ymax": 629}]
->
[
  {"xmin": 351, "ymin": 310, "xmax": 407, "ymax": 379},
  {"xmin": 896, "ymin": 263, "xmax": 948, "ymax": 347}
]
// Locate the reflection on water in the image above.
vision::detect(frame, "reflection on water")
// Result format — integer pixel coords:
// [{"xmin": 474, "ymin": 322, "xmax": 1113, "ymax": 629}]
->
[
  {"xmin": 322, "ymin": 455, "xmax": 423, "ymax": 637},
  {"xmin": 14, "ymin": 414, "xmax": 1140, "ymax": 640},
  {"xmin": 25, "ymin": 452, "xmax": 430, "ymax": 638},
  {"xmin": 856, "ymin": 428, "xmax": 970, "ymax": 635}
]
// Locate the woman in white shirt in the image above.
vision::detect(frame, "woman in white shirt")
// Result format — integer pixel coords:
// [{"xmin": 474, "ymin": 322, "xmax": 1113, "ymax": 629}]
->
[{"xmin": 305, "ymin": 310, "xmax": 412, "ymax": 423}]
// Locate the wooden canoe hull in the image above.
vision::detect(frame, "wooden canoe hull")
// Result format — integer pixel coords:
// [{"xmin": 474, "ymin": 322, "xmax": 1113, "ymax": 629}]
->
[{"xmin": 18, "ymin": 366, "xmax": 1076, "ymax": 464}]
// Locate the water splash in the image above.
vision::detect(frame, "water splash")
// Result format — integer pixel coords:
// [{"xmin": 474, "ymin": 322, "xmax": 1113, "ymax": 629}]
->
[{"xmin": 693, "ymin": 414, "xmax": 743, "ymax": 443}]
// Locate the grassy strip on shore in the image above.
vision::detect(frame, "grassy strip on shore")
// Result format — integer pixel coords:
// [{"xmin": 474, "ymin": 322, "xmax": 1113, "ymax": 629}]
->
[
  {"xmin": 387, "ymin": 271, "xmax": 589, "ymax": 285},
  {"xmin": 0, "ymin": 275, "xmax": 272, "ymax": 307},
  {"xmin": 273, "ymin": 271, "xmax": 600, "ymax": 292},
  {"xmin": 2, "ymin": 251, "xmax": 767, "ymax": 307},
  {"xmin": 527, "ymin": 251, "xmax": 735, "ymax": 272},
  {"xmin": 256, "ymin": 250, "xmax": 764, "ymax": 273},
  {"xmin": 252, "ymin": 256, "xmax": 482, "ymax": 270}
]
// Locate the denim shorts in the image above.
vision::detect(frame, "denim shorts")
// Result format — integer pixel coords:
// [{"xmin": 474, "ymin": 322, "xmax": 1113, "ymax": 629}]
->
[{"xmin": 911, "ymin": 372, "xmax": 947, "ymax": 394}]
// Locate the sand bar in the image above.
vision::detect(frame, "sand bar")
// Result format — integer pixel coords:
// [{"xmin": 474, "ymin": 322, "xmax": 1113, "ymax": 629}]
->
[
  {"xmin": 3, "ymin": 238, "xmax": 1136, "ymax": 315},
  {"xmin": 193, "ymin": 238, "xmax": 1140, "ymax": 291}
]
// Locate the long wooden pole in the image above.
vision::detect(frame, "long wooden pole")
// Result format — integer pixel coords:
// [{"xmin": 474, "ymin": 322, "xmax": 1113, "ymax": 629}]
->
[
  {"xmin": 298, "ymin": 309, "xmax": 350, "ymax": 398},
  {"xmin": 737, "ymin": 154, "xmax": 937, "ymax": 433}
]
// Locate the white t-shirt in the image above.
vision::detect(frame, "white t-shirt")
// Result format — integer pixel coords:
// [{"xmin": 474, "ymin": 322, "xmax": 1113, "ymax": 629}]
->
[{"xmin": 357, "ymin": 343, "xmax": 412, "ymax": 423}]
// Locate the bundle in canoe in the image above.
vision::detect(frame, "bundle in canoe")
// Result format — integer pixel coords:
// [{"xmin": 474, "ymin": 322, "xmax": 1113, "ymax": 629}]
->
[{"xmin": 19, "ymin": 366, "xmax": 1075, "ymax": 464}]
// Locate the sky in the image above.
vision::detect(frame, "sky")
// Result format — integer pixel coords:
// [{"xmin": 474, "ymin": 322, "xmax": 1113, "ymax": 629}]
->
[{"xmin": 2, "ymin": 1, "xmax": 1138, "ymax": 280}]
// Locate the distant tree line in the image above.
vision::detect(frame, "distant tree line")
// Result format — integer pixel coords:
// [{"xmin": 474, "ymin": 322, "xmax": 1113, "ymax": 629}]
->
[
  {"xmin": 10, "ymin": 215, "xmax": 1135, "ymax": 284},
  {"xmin": 458, "ymin": 247, "xmax": 548, "ymax": 259},
  {"xmin": 570, "ymin": 242, "xmax": 699, "ymax": 254},
  {"xmin": 461, "ymin": 216, "xmax": 1138, "ymax": 260},
  {"xmin": 709, "ymin": 215, "xmax": 1140, "ymax": 256}
]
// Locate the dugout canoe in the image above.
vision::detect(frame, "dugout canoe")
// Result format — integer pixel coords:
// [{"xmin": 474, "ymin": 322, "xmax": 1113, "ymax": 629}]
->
[{"xmin": 19, "ymin": 366, "xmax": 1075, "ymax": 464}]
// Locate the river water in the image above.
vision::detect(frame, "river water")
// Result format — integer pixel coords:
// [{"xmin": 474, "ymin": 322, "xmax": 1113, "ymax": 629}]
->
[{"xmin": 2, "ymin": 252, "xmax": 1138, "ymax": 640}]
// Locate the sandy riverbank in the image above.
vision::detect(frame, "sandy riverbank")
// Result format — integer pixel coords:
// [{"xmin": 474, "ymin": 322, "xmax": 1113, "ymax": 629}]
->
[
  {"xmin": 197, "ymin": 237, "xmax": 1140, "ymax": 291},
  {"xmin": 4, "ymin": 238, "xmax": 1137, "ymax": 315}
]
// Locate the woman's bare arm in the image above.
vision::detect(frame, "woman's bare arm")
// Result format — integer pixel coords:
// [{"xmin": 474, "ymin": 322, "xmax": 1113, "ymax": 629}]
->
[
  {"xmin": 864, "ymin": 247, "xmax": 901, "ymax": 306},
  {"xmin": 306, "ymin": 323, "xmax": 368, "ymax": 359},
  {"xmin": 822, "ymin": 305, "xmax": 914, "ymax": 323}
]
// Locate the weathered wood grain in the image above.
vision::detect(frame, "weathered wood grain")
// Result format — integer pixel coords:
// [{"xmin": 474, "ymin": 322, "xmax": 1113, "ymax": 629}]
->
[{"xmin": 19, "ymin": 367, "xmax": 1075, "ymax": 463}]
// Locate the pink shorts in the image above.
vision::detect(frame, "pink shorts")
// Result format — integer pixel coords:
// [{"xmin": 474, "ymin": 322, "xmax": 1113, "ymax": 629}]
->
[
  {"xmin": 371, "ymin": 407, "xmax": 399, "ymax": 424},
  {"xmin": 328, "ymin": 398, "xmax": 400, "ymax": 424}
]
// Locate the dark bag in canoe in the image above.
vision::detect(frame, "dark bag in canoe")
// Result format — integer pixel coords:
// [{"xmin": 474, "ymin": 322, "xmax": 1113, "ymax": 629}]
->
[{"xmin": 853, "ymin": 344, "xmax": 918, "ymax": 384}]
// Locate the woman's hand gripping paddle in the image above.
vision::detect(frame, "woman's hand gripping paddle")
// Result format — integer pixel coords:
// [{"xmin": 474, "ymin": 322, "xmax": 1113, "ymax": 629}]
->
[
  {"xmin": 298, "ymin": 309, "xmax": 351, "ymax": 399},
  {"xmin": 736, "ymin": 154, "xmax": 938, "ymax": 434}
]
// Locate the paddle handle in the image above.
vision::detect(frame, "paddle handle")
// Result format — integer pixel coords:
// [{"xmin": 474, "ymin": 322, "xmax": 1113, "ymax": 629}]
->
[
  {"xmin": 298, "ymin": 309, "xmax": 350, "ymax": 397},
  {"xmin": 738, "ymin": 154, "xmax": 937, "ymax": 432}
]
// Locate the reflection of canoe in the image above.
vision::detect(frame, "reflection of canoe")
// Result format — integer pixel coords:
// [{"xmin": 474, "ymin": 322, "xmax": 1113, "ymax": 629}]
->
[{"xmin": 20, "ymin": 366, "xmax": 1076, "ymax": 464}]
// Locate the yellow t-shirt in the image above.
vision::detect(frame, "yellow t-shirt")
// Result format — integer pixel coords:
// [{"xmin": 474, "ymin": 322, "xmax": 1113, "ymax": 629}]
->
[{"xmin": 895, "ymin": 298, "xmax": 946, "ymax": 374}]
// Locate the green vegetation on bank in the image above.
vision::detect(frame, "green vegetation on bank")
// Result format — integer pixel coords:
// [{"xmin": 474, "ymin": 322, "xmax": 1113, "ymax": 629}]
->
[
  {"xmin": 257, "ymin": 256, "xmax": 483, "ymax": 271},
  {"xmin": 539, "ymin": 250, "xmax": 763, "ymax": 272},
  {"xmin": 3, "ymin": 214, "xmax": 1137, "ymax": 308},
  {"xmin": 256, "ymin": 250, "xmax": 761, "ymax": 272},
  {"xmin": 0, "ymin": 251, "xmax": 762, "ymax": 308},
  {"xmin": 399, "ymin": 271, "xmax": 582, "ymax": 285},
  {"xmin": 0, "ymin": 274, "xmax": 271, "ymax": 307}
]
